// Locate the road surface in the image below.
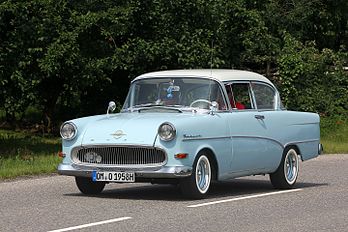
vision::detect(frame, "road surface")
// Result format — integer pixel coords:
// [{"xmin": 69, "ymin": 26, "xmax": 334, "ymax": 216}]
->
[{"xmin": 0, "ymin": 154, "xmax": 347, "ymax": 232}]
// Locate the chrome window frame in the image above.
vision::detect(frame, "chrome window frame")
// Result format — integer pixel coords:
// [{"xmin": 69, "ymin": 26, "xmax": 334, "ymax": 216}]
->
[
  {"xmin": 122, "ymin": 76, "xmax": 231, "ymax": 113},
  {"xmin": 250, "ymin": 81, "xmax": 279, "ymax": 111},
  {"xmin": 223, "ymin": 81, "xmax": 256, "ymax": 111}
]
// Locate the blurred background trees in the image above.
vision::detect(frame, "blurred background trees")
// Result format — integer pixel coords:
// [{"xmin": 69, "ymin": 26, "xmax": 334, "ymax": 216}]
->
[{"xmin": 0, "ymin": 0, "xmax": 347, "ymax": 133}]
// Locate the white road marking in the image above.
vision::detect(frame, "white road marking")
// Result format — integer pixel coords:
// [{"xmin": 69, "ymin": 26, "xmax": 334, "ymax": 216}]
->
[
  {"xmin": 47, "ymin": 217, "xmax": 132, "ymax": 232},
  {"xmin": 187, "ymin": 189, "xmax": 303, "ymax": 208}
]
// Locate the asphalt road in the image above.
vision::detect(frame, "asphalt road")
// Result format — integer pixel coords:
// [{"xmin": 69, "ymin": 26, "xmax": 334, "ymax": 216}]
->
[{"xmin": 1, "ymin": 154, "xmax": 347, "ymax": 232}]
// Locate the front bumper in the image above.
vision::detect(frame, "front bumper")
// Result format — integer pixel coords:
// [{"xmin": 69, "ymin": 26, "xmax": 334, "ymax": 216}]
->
[{"xmin": 58, "ymin": 163, "xmax": 192, "ymax": 179}]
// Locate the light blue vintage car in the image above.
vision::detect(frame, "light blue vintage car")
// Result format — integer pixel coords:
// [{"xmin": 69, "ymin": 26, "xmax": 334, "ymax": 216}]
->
[{"xmin": 58, "ymin": 69, "xmax": 322, "ymax": 198}]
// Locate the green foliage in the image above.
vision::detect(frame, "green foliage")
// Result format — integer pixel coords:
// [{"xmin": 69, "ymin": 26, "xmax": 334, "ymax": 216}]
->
[
  {"xmin": 0, "ymin": 0, "xmax": 347, "ymax": 132},
  {"xmin": 278, "ymin": 34, "xmax": 348, "ymax": 116}
]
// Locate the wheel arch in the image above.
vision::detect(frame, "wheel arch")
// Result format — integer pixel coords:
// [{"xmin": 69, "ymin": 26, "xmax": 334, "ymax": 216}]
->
[
  {"xmin": 270, "ymin": 145, "xmax": 300, "ymax": 189},
  {"xmin": 273, "ymin": 144, "xmax": 301, "ymax": 173},
  {"xmin": 197, "ymin": 148, "xmax": 219, "ymax": 181},
  {"xmin": 284, "ymin": 144, "xmax": 302, "ymax": 161}
]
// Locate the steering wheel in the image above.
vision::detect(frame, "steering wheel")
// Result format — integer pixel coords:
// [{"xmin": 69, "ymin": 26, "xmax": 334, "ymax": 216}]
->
[{"xmin": 190, "ymin": 99, "xmax": 213, "ymax": 108}]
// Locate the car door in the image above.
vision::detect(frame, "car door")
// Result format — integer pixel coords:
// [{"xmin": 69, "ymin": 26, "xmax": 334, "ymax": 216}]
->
[{"xmin": 226, "ymin": 82, "xmax": 283, "ymax": 174}]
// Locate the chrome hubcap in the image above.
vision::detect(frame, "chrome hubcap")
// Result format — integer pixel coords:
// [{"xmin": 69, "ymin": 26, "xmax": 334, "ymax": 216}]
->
[
  {"xmin": 284, "ymin": 149, "xmax": 299, "ymax": 184},
  {"xmin": 195, "ymin": 155, "xmax": 211, "ymax": 194}
]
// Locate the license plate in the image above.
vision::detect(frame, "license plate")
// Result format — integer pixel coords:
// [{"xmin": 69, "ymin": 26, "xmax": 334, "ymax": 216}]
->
[{"xmin": 92, "ymin": 171, "xmax": 135, "ymax": 182}]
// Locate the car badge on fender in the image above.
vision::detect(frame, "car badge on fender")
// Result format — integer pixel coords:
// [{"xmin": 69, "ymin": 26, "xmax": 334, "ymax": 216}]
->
[{"xmin": 111, "ymin": 130, "xmax": 126, "ymax": 139}]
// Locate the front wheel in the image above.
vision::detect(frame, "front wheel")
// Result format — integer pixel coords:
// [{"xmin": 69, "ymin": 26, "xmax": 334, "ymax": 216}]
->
[
  {"xmin": 270, "ymin": 148, "xmax": 300, "ymax": 189},
  {"xmin": 180, "ymin": 153, "xmax": 212, "ymax": 199},
  {"xmin": 75, "ymin": 177, "xmax": 106, "ymax": 195}
]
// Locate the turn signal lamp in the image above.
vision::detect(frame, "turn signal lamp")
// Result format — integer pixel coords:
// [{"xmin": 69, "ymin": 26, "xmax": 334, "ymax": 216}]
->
[
  {"xmin": 58, "ymin": 151, "xmax": 66, "ymax": 158},
  {"xmin": 175, "ymin": 153, "xmax": 188, "ymax": 159}
]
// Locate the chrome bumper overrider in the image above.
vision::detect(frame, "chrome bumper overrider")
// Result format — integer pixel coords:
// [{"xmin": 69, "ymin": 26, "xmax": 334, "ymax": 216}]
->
[{"xmin": 58, "ymin": 163, "xmax": 192, "ymax": 179}]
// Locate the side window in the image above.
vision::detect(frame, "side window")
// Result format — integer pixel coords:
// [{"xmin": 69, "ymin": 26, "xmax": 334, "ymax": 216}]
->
[
  {"xmin": 230, "ymin": 83, "xmax": 254, "ymax": 110},
  {"xmin": 252, "ymin": 83, "xmax": 276, "ymax": 110}
]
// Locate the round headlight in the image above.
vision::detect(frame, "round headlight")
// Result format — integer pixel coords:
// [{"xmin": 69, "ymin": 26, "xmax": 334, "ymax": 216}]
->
[
  {"xmin": 158, "ymin": 122, "xmax": 176, "ymax": 141},
  {"xmin": 60, "ymin": 122, "xmax": 77, "ymax": 140}
]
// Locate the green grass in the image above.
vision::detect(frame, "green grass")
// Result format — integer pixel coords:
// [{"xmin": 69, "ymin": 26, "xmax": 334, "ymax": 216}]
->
[
  {"xmin": 0, "ymin": 129, "xmax": 61, "ymax": 179},
  {"xmin": 320, "ymin": 117, "xmax": 348, "ymax": 154}
]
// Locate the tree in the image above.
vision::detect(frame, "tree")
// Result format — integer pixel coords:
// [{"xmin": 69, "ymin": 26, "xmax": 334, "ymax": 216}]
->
[
  {"xmin": 0, "ymin": 0, "xmax": 347, "ymax": 132},
  {"xmin": 278, "ymin": 34, "xmax": 348, "ymax": 116}
]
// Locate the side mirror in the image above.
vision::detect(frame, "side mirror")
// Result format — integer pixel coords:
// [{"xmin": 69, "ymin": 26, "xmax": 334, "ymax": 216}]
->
[{"xmin": 107, "ymin": 101, "xmax": 116, "ymax": 116}]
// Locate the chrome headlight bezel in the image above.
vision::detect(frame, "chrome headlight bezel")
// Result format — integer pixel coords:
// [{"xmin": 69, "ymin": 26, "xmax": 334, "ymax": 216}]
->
[
  {"xmin": 60, "ymin": 122, "xmax": 77, "ymax": 140},
  {"xmin": 158, "ymin": 122, "xmax": 176, "ymax": 141}
]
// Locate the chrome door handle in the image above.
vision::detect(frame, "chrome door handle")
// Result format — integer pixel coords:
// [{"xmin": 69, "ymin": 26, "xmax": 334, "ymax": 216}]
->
[{"xmin": 255, "ymin": 115, "xmax": 265, "ymax": 120}]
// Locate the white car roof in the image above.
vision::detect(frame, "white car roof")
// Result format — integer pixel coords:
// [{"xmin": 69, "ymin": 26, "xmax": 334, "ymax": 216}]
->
[{"xmin": 133, "ymin": 69, "xmax": 273, "ymax": 86}]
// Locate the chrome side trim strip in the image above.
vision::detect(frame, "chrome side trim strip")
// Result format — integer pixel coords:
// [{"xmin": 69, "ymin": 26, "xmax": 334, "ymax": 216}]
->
[
  {"xmin": 285, "ymin": 139, "xmax": 320, "ymax": 148},
  {"xmin": 233, "ymin": 136, "xmax": 319, "ymax": 149},
  {"xmin": 182, "ymin": 136, "xmax": 231, "ymax": 141},
  {"xmin": 182, "ymin": 135, "xmax": 319, "ymax": 151},
  {"xmin": 289, "ymin": 122, "xmax": 320, "ymax": 126},
  {"xmin": 231, "ymin": 135, "xmax": 284, "ymax": 148}
]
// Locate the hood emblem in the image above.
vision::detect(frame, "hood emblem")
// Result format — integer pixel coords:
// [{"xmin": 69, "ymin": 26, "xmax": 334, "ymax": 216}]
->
[{"xmin": 111, "ymin": 130, "xmax": 126, "ymax": 139}]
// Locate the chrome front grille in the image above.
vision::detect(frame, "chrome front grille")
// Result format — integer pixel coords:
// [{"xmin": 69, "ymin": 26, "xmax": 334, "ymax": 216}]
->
[{"xmin": 72, "ymin": 146, "xmax": 166, "ymax": 167}]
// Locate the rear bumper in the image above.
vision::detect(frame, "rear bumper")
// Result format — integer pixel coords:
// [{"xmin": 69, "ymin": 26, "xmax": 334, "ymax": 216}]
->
[{"xmin": 58, "ymin": 163, "xmax": 192, "ymax": 179}]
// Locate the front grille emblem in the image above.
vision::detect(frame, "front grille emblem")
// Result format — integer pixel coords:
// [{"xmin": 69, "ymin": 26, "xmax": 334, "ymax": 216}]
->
[{"xmin": 111, "ymin": 130, "xmax": 126, "ymax": 139}]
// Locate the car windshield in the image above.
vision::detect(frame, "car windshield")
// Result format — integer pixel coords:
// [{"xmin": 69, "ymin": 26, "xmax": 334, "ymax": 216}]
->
[{"xmin": 122, "ymin": 77, "xmax": 227, "ymax": 112}]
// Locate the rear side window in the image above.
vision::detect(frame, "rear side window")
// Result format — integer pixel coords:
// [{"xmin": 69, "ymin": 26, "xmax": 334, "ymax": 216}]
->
[
  {"xmin": 226, "ymin": 83, "xmax": 254, "ymax": 110},
  {"xmin": 252, "ymin": 83, "xmax": 276, "ymax": 110}
]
